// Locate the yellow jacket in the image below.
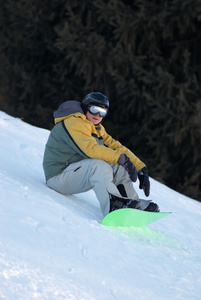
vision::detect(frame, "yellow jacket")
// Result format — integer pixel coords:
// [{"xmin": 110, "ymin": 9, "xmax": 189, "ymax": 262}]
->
[{"xmin": 43, "ymin": 101, "xmax": 145, "ymax": 180}]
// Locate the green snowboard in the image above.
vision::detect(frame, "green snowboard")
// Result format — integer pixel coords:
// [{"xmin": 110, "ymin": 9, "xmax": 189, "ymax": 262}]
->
[{"xmin": 101, "ymin": 208, "xmax": 171, "ymax": 227}]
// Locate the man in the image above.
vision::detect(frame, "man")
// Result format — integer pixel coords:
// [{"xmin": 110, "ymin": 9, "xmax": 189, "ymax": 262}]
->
[{"xmin": 43, "ymin": 92, "xmax": 159, "ymax": 217}]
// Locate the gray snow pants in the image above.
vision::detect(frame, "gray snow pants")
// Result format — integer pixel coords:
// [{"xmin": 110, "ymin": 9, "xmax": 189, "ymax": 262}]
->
[{"xmin": 47, "ymin": 159, "xmax": 150, "ymax": 217}]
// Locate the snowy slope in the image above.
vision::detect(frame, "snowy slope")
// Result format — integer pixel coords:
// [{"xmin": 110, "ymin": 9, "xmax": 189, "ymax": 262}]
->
[{"xmin": 0, "ymin": 111, "xmax": 201, "ymax": 300}]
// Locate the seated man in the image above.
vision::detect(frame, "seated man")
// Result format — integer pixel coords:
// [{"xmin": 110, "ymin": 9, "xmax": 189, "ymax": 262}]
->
[{"xmin": 43, "ymin": 92, "xmax": 159, "ymax": 217}]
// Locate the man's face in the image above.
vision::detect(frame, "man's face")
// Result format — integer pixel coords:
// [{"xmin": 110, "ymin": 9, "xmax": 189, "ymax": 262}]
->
[{"xmin": 86, "ymin": 111, "xmax": 103, "ymax": 125}]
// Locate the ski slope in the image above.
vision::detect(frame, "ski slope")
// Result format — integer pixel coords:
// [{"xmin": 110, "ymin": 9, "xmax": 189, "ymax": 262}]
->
[{"xmin": 0, "ymin": 111, "xmax": 201, "ymax": 300}]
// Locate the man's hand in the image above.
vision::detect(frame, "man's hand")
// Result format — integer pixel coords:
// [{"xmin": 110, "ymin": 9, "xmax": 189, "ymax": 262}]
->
[
  {"xmin": 138, "ymin": 167, "xmax": 150, "ymax": 197},
  {"xmin": 118, "ymin": 154, "xmax": 137, "ymax": 182}
]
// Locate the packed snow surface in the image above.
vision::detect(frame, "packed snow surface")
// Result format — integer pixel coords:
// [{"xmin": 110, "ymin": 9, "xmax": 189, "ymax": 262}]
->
[{"xmin": 0, "ymin": 111, "xmax": 201, "ymax": 300}]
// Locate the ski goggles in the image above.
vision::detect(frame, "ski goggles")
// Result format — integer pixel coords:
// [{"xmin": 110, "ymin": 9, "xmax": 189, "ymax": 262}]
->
[{"xmin": 88, "ymin": 105, "xmax": 108, "ymax": 117}]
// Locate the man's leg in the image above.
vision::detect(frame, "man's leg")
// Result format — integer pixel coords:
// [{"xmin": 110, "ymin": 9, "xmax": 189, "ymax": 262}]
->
[
  {"xmin": 111, "ymin": 164, "xmax": 139, "ymax": 199},
  {"xmin": 111, "ymin": 164, "xmax": 153, "ymax": 210},
  {"xmin": 47, "ymin": 159, "xmax": 124, "ymax": 216}
]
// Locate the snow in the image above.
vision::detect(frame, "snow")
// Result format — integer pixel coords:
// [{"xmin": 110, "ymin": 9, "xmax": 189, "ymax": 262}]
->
[{"xmin": 0, "ymin": 111, "xmax": 201, "ymax": 300}]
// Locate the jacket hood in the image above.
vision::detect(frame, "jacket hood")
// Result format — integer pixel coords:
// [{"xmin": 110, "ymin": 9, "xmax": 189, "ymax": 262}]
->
[{"xmin": 54, "ymin": 100, "xmax": 85, "ymax": 124}]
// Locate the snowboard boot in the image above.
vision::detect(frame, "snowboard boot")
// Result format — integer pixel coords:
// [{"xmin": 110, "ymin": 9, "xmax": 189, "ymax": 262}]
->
[
  {"xmin": 144, "ymin": 202, "xmax": 160, "ymax": 212},
  {"xmin": 110, "ymin": 194, "xmax": 142, "ymax": 212}
]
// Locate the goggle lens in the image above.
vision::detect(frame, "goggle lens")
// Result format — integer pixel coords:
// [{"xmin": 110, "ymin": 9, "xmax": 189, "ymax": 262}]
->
[{"xmin": 88, "ymin": 105, "xmax": 108, "ymax": 117}]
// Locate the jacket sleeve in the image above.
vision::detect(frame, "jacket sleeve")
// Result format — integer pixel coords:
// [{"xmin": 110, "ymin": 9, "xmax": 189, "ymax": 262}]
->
[
  {"xmin": 64, "ymin": 117, "xmax": 123, "ymax": 164},
  {"xmin": 103, "ymin": 131, "xmax": 145, "ymax": 172}
]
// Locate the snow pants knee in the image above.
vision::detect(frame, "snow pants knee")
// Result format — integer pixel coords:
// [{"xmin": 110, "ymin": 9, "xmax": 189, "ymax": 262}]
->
[{"xmin": 47, "ymin": 159, "xmax": 140, "ymax": 217}]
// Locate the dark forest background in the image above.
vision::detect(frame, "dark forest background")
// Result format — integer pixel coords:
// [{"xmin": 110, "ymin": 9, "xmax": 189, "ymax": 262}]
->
[{"xmin": 0, "ymin": 0, "xmax": 201, "ymax": 201}]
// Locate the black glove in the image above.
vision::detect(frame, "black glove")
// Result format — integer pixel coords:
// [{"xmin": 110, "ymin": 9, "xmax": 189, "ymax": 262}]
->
[
  {"xmin": 118, "ymin": 154, "xmax": 137, "ymax": 182},
  {"xmin": 138, "ymin": 167, "xmax": 150, "ymax": 197}
]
